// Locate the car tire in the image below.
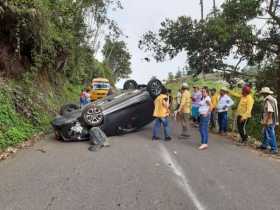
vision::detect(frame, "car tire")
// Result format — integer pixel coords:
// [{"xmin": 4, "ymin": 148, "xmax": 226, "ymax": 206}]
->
[
  {"xmin": 60, "ymin": 104, "xmax": 80, "ymax": 115},
  {"xmin": 123, "ymin": 80, "xmax": 138, "ymax": 90},
  {"xmin": 147, "ymin": 79, "xmax": 163, "ymax": 98},
  {"xmin": 81, "ymin": 104, "xmax": 104, "ymax": 127}
]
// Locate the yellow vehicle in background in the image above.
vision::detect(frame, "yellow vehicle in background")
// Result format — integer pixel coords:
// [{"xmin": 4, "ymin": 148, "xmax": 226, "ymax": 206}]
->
[{"xmin": 90, "ymin": 78, "xmax": 111, "ymax": 101}]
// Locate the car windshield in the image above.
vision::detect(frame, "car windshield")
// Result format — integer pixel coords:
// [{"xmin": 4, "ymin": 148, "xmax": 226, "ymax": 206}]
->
[{"xmin": 93, "ymin": 83, "xmax": 110, "ymax": 90}]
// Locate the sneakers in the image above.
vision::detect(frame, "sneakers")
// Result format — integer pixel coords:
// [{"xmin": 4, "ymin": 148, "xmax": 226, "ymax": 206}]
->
[
  {"xmin": 198, "ymin": 144, "xmax": 208, "ymax": 150},
  {"xmin": 264, "ymin": 150, "xmax": 278, "ymax": 155},
  {"xmin": 256, "ymin": 145, "xmax": 267, "ymax": 150},
  {"xmin": 152, "ymin": 136, "xmax": 172, "ymax": 141},
  {"xmin": 179, "ymin": 134, "xmax": 191, "ymax": 139},
  {"xmin": 236, "ymin": 141, "xmax": 248, "ymax": 146},
  {"xmin": 165, "ymin": 137, "xmax": 172, "ymax": 141}
]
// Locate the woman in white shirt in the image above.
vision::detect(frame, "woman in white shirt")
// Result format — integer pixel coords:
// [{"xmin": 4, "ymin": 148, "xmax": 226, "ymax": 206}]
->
[{"xmin": 198, "ymin": 87, "xmax": 212, "ymax": 150}]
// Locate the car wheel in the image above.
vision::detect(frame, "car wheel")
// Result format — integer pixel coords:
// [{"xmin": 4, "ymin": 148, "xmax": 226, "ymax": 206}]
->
[
  {"xmin": 60, "ymin": 104, "xmax": 80, "ymax": 115},
  {"xmin": 147, "ymin": 79, "xmax": 163, "ymax": 98},
  {"xmin": 81, "ymin": 105, "xmax": 104, "ymax": 127},
  {"xmin": 123, "ymin": 80, "xmax": 138, "ymax": 90}
]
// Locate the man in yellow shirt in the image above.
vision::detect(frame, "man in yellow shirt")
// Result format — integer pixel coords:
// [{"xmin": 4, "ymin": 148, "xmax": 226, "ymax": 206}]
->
[
  {"xmin": 209, "ymin": 88, "xmax": 219, "ymax": 131},
  {"xmin": 177, "ymin": 83, "xmax": 191, "ymax": 138},
  {"xmin": 152, "ymin": 88, "xmax": 172, "ymax": 141},
  {"xmin": 236, "ymin": 85, "xmax": 254, "ymax": 145}
]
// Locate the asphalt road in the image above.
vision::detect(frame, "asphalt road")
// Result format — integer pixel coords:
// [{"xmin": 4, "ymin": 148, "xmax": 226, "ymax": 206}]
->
[{"xmin": 1, "ymin": 122, "xmax": 280, "ymax": 210}]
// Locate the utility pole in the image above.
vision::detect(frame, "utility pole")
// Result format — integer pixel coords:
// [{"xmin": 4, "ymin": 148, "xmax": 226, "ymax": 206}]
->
[
  {"xmin": 213, "ymin": 0, "xmax": 217, "ymax": 17},
  {"xmin": 199, "ymin": 0, "xmax": 205, "ymax": 78},
  {"xmin": 200, "ymin": 0, "xmax": 204, "ymax": 20}
]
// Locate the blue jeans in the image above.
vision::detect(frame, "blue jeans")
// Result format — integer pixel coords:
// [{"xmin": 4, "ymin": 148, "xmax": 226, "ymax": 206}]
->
[
  {"xmin": 192, "ymin": 107, "xmax": 199, "ymax": 121},
  {"xmin": 261, "ymin": 125, "xmax": 278, "ymax": 152},
  {"xmin": 218, "ymin": 112, "xmax": 228, "ymax": 133},
  {"xmin": 152, "ymin": 117, "xmax": 171, "ymax": 138},
  {"xmin": 199, "ymin": 114, "xmax": 210, "ymax": 144}
]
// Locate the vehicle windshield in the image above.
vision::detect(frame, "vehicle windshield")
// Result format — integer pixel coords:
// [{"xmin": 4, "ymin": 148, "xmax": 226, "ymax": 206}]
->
[{"xmin": 93, "ymin": 83, "xmax": 110, "ymax": 90}]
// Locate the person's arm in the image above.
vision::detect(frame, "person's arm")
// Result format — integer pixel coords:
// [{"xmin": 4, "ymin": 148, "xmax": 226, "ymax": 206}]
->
[
  {"xmin": 229, "ymin": 90, "xmax": 241, "ymax": 98},
  {"xmin": 262, "ymin": 112, "xmax": 273, "ymax": 125},
  {"xmin": 226, "ymin": 96, "xmax": 234, "ymax": 108},
  {"xmin": 162, "ymin": 97, "xmax": 170, "ymax": 109},
  {"xmin": 262, "ymin": 100, "xmax": 274, "ymax": 125},
  {"xmin": 178, "ymin": 94, "xmax": 186, "ymax": 112},
  {"xmin": 204, "ymin": 97, "xmax": 212, "ymax": 116}
]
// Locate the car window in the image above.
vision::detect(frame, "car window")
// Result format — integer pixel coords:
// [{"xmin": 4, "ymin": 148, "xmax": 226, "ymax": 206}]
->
[{"xmin": 93, "ymin": 83, "xmax": 110, "ymax": 90}]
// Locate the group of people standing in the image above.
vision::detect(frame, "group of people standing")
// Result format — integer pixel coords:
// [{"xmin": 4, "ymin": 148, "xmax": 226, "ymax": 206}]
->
[{"xmin": 152, "ymin": 82, "xmax": 279, "ymax": 154}]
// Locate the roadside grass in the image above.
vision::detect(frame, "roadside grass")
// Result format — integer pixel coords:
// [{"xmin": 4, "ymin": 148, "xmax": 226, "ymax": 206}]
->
[{"xmin": 0, "ymin": 78, "xmax": 83, "ymax": 151}]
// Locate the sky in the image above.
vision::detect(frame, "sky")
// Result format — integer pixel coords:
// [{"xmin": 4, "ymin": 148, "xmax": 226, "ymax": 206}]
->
[{"xmin": 103, "ymin": 0, "xmax": 225, "ymax": 87}]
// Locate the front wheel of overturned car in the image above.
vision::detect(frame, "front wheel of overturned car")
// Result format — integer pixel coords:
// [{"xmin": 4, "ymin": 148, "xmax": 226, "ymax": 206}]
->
[
  {"xmin": 123, "ymin": 80, "xmax": 138, "ymax": 90},
  {"xmin": 60, "ymin": 104, "xmax": 80, "ymax": 115},
  {"xmin": 81, "ymin": 105, "xmax": 104, "ymax": 127},
  {"xmin": 147, "ymin": 79, "xmax": 163, "ymax": 98}
]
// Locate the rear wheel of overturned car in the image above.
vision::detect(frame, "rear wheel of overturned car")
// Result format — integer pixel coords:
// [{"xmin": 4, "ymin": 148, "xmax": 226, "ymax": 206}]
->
[
  {"xmin": 147, "ymin": 79, "xmax": 163, "ymax": 98},
  {"xmin": 81, "ymin": 105, "xmax": 104, "ymax": 127},
  {"xmin": 123, "ymin": 80, "xmax": 138, "ymax": 90},
  {"xmin": 60, "ymin": 104, "xmax": 80, "ymax": 115}
]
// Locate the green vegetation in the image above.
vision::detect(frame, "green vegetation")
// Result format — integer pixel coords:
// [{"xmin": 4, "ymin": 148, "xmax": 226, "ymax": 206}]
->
[
  {"xmin": 0, "ymin": 77, "xmax": 82, "ymax": 150},
  {"xmin": 0, "ymin": 0, "xmax": 128, "ymax": 82},
  {"xmin": 141, "ymin": 0, "xmax": 280, "ymax": 143},
  {"xmin": 0, "ymin": 0, "xmax": 132, "ymax": 150}
]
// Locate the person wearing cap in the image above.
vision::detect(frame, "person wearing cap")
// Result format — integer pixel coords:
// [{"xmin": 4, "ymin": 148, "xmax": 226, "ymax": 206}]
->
[
  {"xmin": 235, "ymin": 85, "xmax": 254, "ymax": 145},
  {"xmin": 257, "ymin": 87, "xmax": 278, "ymax": 154},
  {"xmin": 177, "ymin": 83, "xmax": 191, "ymax": 138},
  {"xmin": 210, "ymin": 88, "xmax": 219, "ymax": 131},
  {"xmin": 152, "ymin": 87, "xmax": 172, "ymax": 141},
  {"xmin": 216, "ymin": 87, "xmax": 234, "ymax": 135}
]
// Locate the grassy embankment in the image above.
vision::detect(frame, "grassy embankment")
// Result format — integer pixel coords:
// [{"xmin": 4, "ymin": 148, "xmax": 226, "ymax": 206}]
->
[{"xmin": 0, "ymin": 76, "xmax": 82, "ymax": 151}]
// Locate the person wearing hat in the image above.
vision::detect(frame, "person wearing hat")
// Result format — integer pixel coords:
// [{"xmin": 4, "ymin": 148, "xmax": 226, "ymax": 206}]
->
[
  {"xmin": 236, "ymin": 85, "xmax": 254, "ymax": 145},
  {"xmin": 177, "ymin": 83, "xmax": 192, "ymax": 138},
  {"xmin": 152, "ymin": 87, "xmax": 172, "ymax": 141},
  {"xmin": 257, "ymin": 87, "xmax": 279, "ymax": 154},
  {"xmin": 216, "ymin": 87, "xmax": 234, "ymax": 135}
]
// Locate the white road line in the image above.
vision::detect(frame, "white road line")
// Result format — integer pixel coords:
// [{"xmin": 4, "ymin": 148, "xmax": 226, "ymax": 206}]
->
[{"xmin": 159, "ymin": 144, "xmax": 206, "ymax": 210}]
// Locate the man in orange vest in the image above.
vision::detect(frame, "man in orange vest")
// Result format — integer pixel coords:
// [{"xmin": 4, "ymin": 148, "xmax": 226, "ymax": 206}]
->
[{"xmin": 152, "ymin": 88, "xmax": 172, "ymax": 141}]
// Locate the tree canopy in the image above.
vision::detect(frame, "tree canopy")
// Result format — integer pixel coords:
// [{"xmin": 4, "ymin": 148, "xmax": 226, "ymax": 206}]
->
[
  {"xmin": 139, "ymin": 0, "xmax": 280, "ymax": 86},
  {"xmin": 0, "ymin": 0, "xmax": 130, "ymax": 84},
  {"xmin": 102, "ymin": 37, "xmax": 132, "ymax": 82}
]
